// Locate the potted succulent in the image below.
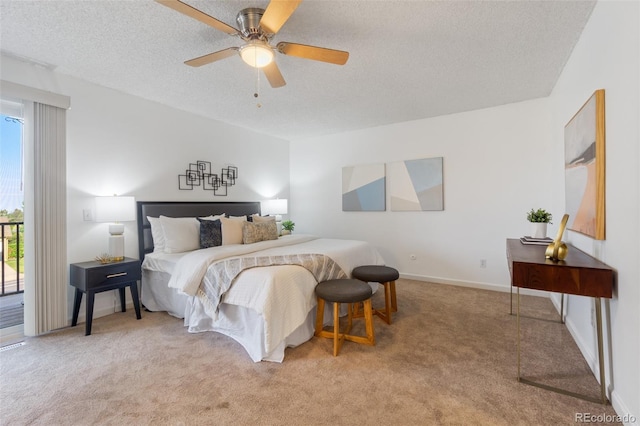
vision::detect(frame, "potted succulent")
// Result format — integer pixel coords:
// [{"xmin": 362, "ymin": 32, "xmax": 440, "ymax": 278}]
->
[
  {"xmin": 527, "ymin": 208, "xmax": 553, "ymax": 238},
  {"xmin": 281, "ymin": 220, "xmax": 295, "ymax": 235}
]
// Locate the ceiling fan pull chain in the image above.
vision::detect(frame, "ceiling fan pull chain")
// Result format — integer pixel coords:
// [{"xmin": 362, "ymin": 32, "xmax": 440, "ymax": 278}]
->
[{"xmin": 254, "ymin": 63, "xmax": 262, "ymax": 108}]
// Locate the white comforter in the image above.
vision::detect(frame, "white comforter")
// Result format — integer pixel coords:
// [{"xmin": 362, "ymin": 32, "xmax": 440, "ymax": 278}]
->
[
  {"xmin": 167, "ymin": 234, "xmax": 318, "ymax": 296},
  {"xmin": 155, "ymin": 234, "xmax": 385, "ymax": 358}
]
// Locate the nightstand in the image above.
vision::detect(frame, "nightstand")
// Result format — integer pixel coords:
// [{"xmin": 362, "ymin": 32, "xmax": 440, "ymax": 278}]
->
[{"xmin": 70, "ymin": 257, "xmax": 142, "ymax": 335}]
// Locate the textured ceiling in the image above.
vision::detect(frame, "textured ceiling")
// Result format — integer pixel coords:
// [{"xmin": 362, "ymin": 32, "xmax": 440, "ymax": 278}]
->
[{"xmin": 0, "ymin": 0, "xmax": 595, "ymax": 141}]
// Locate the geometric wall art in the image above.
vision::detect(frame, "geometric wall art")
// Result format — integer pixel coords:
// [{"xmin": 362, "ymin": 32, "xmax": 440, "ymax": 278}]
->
[
  {"xmin": 178, "ymin": 161, "xmax": 238, "ymax": 197},
  {"xmin": 389, "ymin": 157, "xmax": 444, "ymax": 211},
  {"xmin": 342, "ymin": 163, "xmax": 386, "ymax": 211},
  {"xmin": 564, "ymin": 89, "xmax": 606, "ymax": 239}
]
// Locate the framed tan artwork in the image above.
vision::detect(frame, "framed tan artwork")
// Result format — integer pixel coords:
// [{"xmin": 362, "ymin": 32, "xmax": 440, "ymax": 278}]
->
[{"xmin": 564, "ymin": 89, "xmax": 606, "ymax": 240}]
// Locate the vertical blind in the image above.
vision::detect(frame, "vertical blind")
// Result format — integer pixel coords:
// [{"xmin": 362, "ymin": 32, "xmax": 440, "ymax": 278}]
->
[{"xmin": 27, "ymin": 102, "xmax": 68, "ymax": 334}]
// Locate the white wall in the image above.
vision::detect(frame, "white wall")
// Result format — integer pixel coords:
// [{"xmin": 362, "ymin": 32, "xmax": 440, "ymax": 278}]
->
[
  {"xmin": 290, "ymin": 1, "xmax": 638, "ymax": 421},
  {"xmin": 1, "ymin": 0, "xmax": 637, "ymax": 418},
  {"xmin": 1, "ymin": 54, "xmax": 290, "ymax": 323},
  {"xmin": 291, "ymin": 97, "xmax": 556, "ymax": 291},
  {"xmin": 549, "ymin": 0, "xmax": 639, "ymax": 422}
]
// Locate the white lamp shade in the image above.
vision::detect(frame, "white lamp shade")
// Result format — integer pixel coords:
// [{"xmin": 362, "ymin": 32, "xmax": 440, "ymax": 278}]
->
[
  {"xmin": 261, "ymin": 199, "xmax": 288, "ymax": 216},
  {"xmin": 95, "ymin": 196, "xmax": 136, "ymax": 223}
]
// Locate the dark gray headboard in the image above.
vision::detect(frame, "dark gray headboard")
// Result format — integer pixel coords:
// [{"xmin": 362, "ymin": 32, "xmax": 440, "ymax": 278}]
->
[{"xmin": 137, "ymin": 201, "xmax": 261, "ymax": 260}]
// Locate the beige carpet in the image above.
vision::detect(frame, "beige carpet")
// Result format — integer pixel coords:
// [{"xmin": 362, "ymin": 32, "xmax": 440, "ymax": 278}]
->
[{"xmin": 0, "ymin": 279, "xmax": 620, "ymax": 425}]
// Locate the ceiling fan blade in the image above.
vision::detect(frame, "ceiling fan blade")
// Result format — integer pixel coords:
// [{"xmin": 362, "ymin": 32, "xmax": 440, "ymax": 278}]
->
[
  {"xmin": 155, "ymin": 0, "xmax": 240, "ymax": 36},
  {"xmin": 185, "ymin": 48, "xmax": 238, "ymax": 67},
  {"xmin": 277, "ymin": 42, "xmax": 349, "ymax": 65},
  {"xmin": 262, "ymin": 61, "xmax": 286, "ymax": 88},
  {"xmin": 259, "ymin": 0, "xmax": 302, "ymax": 35}
]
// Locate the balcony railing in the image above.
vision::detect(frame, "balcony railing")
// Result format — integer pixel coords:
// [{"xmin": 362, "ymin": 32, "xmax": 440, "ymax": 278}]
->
[{"xmin": 1, "ymin": 222, "xmax": 23, "ymax": 296}]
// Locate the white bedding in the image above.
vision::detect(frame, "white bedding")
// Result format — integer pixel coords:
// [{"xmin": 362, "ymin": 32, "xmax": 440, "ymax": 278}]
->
[{"xmin": 141, "ymin": 234, "xmax": 385, "ymax": 362}]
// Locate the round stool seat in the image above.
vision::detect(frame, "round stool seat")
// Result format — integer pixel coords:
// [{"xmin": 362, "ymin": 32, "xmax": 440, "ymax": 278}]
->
[
  {"xmin": 315, "ymin": 279, "xmax": 373, "ymax": 304},
  {"xmin": 352, "ymin": 265, "xmax": 399, "ymax": 283}
]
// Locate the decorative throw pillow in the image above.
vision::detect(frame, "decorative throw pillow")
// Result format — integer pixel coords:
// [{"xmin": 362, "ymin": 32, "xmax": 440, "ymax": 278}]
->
[
  {"xmin": 242, "ymin": 221, "xmax": 278, "ymax": 244},
  {"xmin": 159, "ymin": 216, "xmax": 200, "ymax": 253},
  {"xmin": 197, "ymin": 218, "xmax": 222, "ymax": 248},
  {"xmin": 220, "ymin": 216, "xmax": 245, "ymax": 245},
  {"xmin": 251, "ymin": 214, "xmax": 276, "ymax": 223},
  {"xmin": 147, "ymin": 216, "xmax": 165, "ymax": 253}
]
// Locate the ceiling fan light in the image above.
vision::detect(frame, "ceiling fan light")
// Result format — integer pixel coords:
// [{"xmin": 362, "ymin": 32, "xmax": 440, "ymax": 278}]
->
[{"xmin": 239, "ymin": 42, "xmax": 274, "ymax": 68}]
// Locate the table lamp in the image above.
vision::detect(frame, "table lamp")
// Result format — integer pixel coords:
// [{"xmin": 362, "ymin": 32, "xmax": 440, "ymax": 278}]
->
[
  {"xmin": 95, "ymin": 196, "xmax": 136, "ymax": 261},
  {"xmin": 261, "ymin": 199, "xmax": 288, "ymax": 235}
]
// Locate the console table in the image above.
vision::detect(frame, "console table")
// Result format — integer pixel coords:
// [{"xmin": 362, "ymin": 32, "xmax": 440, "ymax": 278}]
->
[{"xmin": 506, "ymin": 238, "xmax": 613, "ymax": 404}]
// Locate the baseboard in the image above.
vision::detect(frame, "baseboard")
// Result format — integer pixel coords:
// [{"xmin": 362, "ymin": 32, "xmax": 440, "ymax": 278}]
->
[
  {"xmin": 400, "ymin": 273, "xmax": 549, "ymax": 298},
  {"xmin": 610, "ymin": 389, "xmax": 639, "ymax": 425}
]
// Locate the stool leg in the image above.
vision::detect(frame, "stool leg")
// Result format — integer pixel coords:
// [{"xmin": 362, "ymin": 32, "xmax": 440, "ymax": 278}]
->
[
  {"xmin": 373, "ymin": 282, "xmax": 393, "ymax": 325},
  {"xmin": 390, "ymin": 280, "xmax": 398, "ymax": 312},
  {"xmin": 345, "ymin": 303, "xmax": 354, "ymax": 335},
  {"xmin": 344, "ymin": 299, "xmax": 376, "ymax": 346},
  {"xmin": 352, "ymin": 302, "xmax": 361, "ymax": 318},
  {"xmin": 363, "ymin": 299, "xmax": 376, "ymax": 345},
  {"xmin": 383, "ymin": 282, "xmax": 392, "ymax": 324},
  {"xmin": 333, "ymin": 302, "xmax": 342, "ymax": 356},
  {"xmin": 315, "ymin": 297, "xmax": 325, "ymax": 337}
]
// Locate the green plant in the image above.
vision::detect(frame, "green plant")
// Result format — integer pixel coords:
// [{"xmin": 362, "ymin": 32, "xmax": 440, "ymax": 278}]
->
[
  {"xmin": 282, "ymin": 220, "xmax": 295, "ymax": 231},
  {"xmin": 527, "ymin": 208, "xmax": 553, "ymax": 224}
]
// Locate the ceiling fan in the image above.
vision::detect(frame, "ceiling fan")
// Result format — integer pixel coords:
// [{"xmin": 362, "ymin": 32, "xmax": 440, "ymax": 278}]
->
[{"xmin": 156, "ymin": 0, "xmax": 349, "ymax": 88}]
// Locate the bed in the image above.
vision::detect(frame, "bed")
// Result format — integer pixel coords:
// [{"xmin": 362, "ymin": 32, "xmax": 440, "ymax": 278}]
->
[{"xmin": 137, "ymin": 201, "xmax": 385, "ymax": 362}]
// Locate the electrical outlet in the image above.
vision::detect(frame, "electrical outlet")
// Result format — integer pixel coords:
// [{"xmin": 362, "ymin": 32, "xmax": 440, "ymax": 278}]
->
[
  {"xmin": 480, "ymin": 259, "xmax": 487, "ymax": 268},
  {"xmin": 83, "ymin": 209, "xmax": 92, "ymax": 221}
]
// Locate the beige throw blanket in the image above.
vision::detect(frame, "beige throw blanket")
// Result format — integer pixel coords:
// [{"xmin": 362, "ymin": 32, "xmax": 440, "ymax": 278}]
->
[{"xmin": 197, "ymin": 253, "xmax": 347, "ymax": 319}]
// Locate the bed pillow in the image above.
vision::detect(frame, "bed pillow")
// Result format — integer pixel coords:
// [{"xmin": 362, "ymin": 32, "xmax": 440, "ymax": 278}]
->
[
  {"xmin": 227, "ymin": 215, "xmax": 250, "ymax": 221},
  {"xmin": 251, "ymin": 214, "xmax": 276, "ymax": 223},
  {"xmin": 220, "ymin": 216, "xmax": 245, "ymax": 245},
  {"xmin": 242, "ymin": 221, "xmax": 278, "ymax": 244},
  {"xmin": 199, "ymin": 214, "xmax": 225, "ymax": 221},
  {"xmin": 197, "ymin": 218, "xmax": 222, "ymax": 248},
  {"xmin": 159, "ymin": 216, "xmax": 200, "ymax": 253},
  {"xmin": 147, "ymin": 216, "xmax": 165, "ymax": 253}
]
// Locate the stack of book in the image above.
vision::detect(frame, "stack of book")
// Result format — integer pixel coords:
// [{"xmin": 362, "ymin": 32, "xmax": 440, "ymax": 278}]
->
[{"xmin": 520, "ymin": 236, "xmax": 553, "ymax": 246}]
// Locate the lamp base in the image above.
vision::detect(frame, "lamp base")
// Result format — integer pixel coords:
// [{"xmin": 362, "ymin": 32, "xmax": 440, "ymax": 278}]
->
[{"xmin": 109, "ymin": 234, "xmax": 125, "ymax": 262}]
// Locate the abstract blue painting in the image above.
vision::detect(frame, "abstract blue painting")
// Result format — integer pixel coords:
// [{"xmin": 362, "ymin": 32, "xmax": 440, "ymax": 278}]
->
[
  {"xmin": 342, "ymin": 163, "xmax": 386, "ymax": 211},
  {"xmin": 389, "ymin": 157, "xmax": 444, "ymax": 211}
]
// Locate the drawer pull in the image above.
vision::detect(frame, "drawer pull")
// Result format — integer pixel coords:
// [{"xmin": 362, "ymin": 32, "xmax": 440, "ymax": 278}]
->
[{"xmin": 106, "ymin": 272, "xmax": 128, "ymax": 279}]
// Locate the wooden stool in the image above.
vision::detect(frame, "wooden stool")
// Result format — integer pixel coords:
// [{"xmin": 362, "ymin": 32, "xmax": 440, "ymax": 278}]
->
[
  {"xmin": 314, "ymin": 279, "xmax": 376, "ymax": 356},
  {"xmin": 352, "ymin": 265, "xmax": 399, "ymax": 325}
]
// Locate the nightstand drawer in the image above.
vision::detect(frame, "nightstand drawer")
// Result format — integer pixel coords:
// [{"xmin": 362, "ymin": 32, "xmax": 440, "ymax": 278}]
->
[
  {"xmin": 70, "ymin": 258, "xmax": 142, "ymax": 292},
  {"xmin": 86, "ymin": 262, "xmax": 141, "ymax": 288}
]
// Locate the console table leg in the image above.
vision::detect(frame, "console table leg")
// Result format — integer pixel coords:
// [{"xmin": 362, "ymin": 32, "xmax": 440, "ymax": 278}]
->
[
  {"xmin": 510, "ymin": 283, "xmax": 513, "ymax": 315},
  {"xmin": 595, "ymin": 297, "xmax": 607, "ymax": 404},
  {"xmin": 517, "ymin": 287, "xmax": 521, "ymax": 380}
]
